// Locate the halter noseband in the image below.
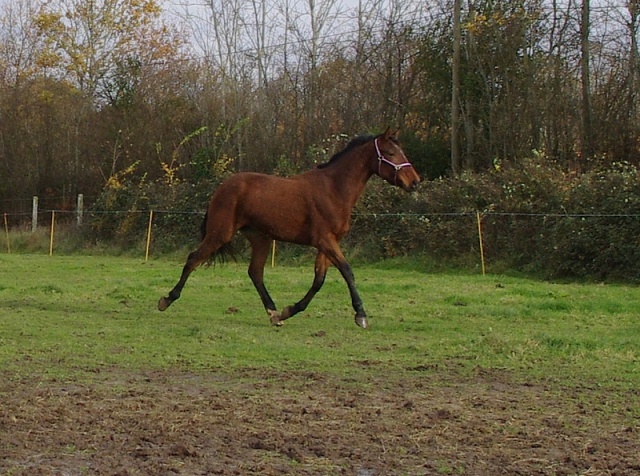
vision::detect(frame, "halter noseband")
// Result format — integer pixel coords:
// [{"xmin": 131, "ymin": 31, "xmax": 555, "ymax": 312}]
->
[{"xmin": 375, "ymin": 138, "xmax": 413, "ymax": 185}]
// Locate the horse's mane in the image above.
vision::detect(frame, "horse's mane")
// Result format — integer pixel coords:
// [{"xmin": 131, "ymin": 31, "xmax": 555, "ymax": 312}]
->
[{"xmin": 316, "ymin": 135, "xmax": 374, "ymax": 169}]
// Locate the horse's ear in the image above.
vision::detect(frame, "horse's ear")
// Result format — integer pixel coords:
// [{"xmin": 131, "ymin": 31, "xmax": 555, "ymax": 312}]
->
[{"xmin": 382, "ymin": 127, "xmax": 392, "ymax": 140}]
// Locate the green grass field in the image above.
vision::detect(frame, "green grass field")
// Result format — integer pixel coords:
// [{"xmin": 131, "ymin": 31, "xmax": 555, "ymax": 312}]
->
[
  {"xmin": 1, "ymin": 253, "xmax": 638, "ymax": 388},
  {"xmin": 2, "ymin": 254, "xmax": 640, "ymax": 475}
]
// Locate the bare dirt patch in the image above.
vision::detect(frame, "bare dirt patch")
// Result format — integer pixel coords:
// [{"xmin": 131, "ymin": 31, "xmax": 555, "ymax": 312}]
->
[{"xmin": 1, "ymin": 367, "xmax": 638, "ymax": 475}]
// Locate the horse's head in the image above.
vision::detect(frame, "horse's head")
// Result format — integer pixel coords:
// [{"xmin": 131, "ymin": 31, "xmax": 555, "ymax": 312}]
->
[{"xmin": 373, "ymin": 128, "xmax": 421, "ymax": 192}]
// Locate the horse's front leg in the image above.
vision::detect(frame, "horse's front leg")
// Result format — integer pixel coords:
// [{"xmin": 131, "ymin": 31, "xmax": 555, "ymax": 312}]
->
[
  {"xmin": 321, "ymin": 242, "xmax": 368, "ymax": 328},
  {"xmin": 276, "ymin": 252, "xmax": 331, "ymax": 325},
  {"xmin": 334, "ymin": 260, "xmax": 368, "ymax": 328}
]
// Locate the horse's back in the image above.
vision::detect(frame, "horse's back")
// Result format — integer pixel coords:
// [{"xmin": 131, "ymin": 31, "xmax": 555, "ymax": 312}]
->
[
  {"xmin": 207, "ymin": 171, "xmax": 322, "ymax": 242},
  {"xmin": 213, "ymin": 172, "xmax": 309, "ymax": 207}
]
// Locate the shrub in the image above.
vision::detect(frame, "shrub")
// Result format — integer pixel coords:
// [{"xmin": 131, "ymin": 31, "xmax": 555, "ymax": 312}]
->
[
  {"xmin": 544, "ymin": 162, "xmax": 640, "ymax": 281},
  {"xmin": 84, "ymin": 147, "xmax": 640, "ymax": 281}
]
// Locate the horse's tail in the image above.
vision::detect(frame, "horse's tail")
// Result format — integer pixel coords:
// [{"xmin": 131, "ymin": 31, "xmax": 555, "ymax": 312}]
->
[
  {"xmin": 200, "ymin": 210, "xmax": 236, "ymax": 266},
  {"xmin": 200, "ymin": 210, "xmax": 209, "ymax": 241}
]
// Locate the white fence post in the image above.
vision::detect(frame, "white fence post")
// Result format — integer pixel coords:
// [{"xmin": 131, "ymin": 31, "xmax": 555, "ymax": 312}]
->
[
  {"xmin": 32, "ymin": 196, "xmax": 38, "ymax": 232},
  {"xmin": 77, "ymin": 194, "xmax": 84, "ymax": 226}
]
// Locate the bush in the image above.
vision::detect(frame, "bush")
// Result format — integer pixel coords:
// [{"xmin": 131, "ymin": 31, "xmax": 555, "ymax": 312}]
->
[
  {"xmin": 544, "ymin": 162, "xmax": 640, "ymax": 281},
  {"xmin": 87, "ymin": 151, "xmax": 233, "ymax": 252},
  {"xmin": 354, "ymin": 156, "xmax": 568, "ymax": 264},
  {"xmin": 84, "ymin": 149, "xmax": 640, "ymax": 281}
]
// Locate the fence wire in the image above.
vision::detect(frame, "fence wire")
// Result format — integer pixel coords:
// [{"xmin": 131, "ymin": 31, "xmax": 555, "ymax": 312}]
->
[{"xmin": 3, "ymin": 207, "xmax": 640, "ymax": 278}]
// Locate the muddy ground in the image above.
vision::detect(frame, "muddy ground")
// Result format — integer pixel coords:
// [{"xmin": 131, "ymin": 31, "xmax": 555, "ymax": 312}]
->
[{"xmin": 1, "ymin": 366, "xmax": 638, "ymax": 475}]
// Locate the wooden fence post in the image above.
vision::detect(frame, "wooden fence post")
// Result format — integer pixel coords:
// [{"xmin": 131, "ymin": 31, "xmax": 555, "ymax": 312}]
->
[
  {"xmin": 271, "ymin": 240, "xmax": 276, "ymax": 268},
  {"xmin": 476, "ymin": 211, "xmax": 486, "ymax": 276},
  {"xmin": 77, "ymin": 194, "xmax": 84, "ymax": 226},
  {"xmin": 32, "ymin": 196, "xmax": 38, "ymax": 232},
  {"xmin": 145, "ymin": 210, "xmax": 154, "ymax": 261},
  {"xmin": 3, "ymin": 213, "xmax": 10, "ymax": 253},
  {"xmin": 49, "ymin": 210, "xmax": 55, "ymax": 256}
]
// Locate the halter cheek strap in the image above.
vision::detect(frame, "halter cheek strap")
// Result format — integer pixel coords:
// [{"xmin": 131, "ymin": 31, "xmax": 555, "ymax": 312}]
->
[{"xmin": 375, "ymin": 138, "xmax": 413, "ymax": 185}]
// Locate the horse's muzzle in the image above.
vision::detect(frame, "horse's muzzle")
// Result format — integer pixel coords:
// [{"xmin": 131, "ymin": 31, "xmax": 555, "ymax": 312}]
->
[{"xmin": 402, "ymin": 177, "xmax": 420, "ymax": 192}]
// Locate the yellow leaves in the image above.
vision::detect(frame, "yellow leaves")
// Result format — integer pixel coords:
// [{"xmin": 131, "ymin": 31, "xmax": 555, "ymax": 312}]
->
[
  {"xmin": 180, "ymin": 126, "xmax": 208, "ymax": 147},
  {"xmin": 33, "ymin": 11, "xmax": 63, "ymax": 34},
  {"xmin": 106, "ymin": 175, "xmax": 124, "ymax": 190},
  {"xmin": 463, "ymin": 7, "xmax": 528, "ymax": 35},
  {"xmin": 106, "ymin": 161, "xmax": 140, "ymax": 190},
  {"xmin": 35, "ymin": 50, "xmax": 63, "ymax": 69},
  {"xmin": 160, "ymin": 126, "xmax": 209, "ymax": 186},
  {"xmin": 33, "ymin": 0, "xmax": 180, "ymax": 94},
  {"xmin": 138, "ymin": 0, "xmax": 162, "ymax": 17},
  {"xmin": 160, "ymin": 160, "xmax": 181, "ymax": 186},
  {"xmin": 38, "ymin": 89, "xmax": 55, "ymax": 103},
  {"xmin": 464, "ymin": 12, "xmax": 487, "ymax": 34},
  {"xmin": 464, "ymin": 12, "xmax": 503, "ymax": 35},
  {"xmin": 211, "ymin": 154, "xmax": 234, "ymax": 180},
  {"xmin": 33, "ymin": 10, "xmax": 65, "ymax": 69}
]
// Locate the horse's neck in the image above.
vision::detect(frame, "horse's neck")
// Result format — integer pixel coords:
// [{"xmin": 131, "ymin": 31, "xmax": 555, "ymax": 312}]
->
[{"xmin": 323, "ymin": 152, "xmax": 374, "ymax": 208}]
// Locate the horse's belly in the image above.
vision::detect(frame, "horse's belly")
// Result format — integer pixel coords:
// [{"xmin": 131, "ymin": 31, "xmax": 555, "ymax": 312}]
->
[{"xmin": 245, "ymin": 207, "xmax": 312, "ymax": 244}]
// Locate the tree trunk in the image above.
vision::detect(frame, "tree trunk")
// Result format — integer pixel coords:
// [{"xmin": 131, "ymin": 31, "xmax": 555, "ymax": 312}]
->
[
  {"xmin": 580, "ymin": 0, "xmax": 592, "ymax": 165},
  {"xmin": 451, "ymin": 0, "xmax": 462, "ymax": 175}
]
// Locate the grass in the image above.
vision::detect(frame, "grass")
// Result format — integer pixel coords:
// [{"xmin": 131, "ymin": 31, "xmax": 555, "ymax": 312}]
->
[{"xmin": 0, "ymin": 253, "xmax": 639, "ymax": 389}]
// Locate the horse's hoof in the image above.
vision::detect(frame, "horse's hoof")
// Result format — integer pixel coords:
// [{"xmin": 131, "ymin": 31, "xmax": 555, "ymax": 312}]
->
[
  {"xmin": 268, "ymin": 310, "xmax": 283, "ymax": 326},
  {"xmin": 355, "ymin": 315, "xmax": 369, "ymax": 329},
  {"xmin": 158, "ymin": 297, "xmax": 171, "ymax": 311},
  {"xmin": 280, "ymin": 306, "xmax": 292, "ymax": 320}
]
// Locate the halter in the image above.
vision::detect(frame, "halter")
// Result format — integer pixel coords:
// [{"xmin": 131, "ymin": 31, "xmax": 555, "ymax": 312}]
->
[{"xmin": 375, "ymin": 138, "xmax": 413, "ymax": 185}]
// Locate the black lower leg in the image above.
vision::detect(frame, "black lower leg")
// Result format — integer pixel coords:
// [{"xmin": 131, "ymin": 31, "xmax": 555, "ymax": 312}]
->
[
  {"xmin": 255, "ymin": 283, "xmax": 277, "ymax": 313},
  {"xmin": 244, "ymin": 231, "xmax": 279, "ymax": 318},
  {"xmin": 248, "ymin": 264, "xmax": 277, "ymax": 314},
  {"xmin": 158, "ymin": 251, "xmax": 199, "ymax": 311},
  {"xmin": 336, "ymin": 262, "xmax": 368, "ymax": 328},
  {"xmin": 280, "ymin": 256, "xmax": 328, "ymax": 320},
  {"xmin": 282, "ymin": 277, "xmax": 325, "ymax": 319}
]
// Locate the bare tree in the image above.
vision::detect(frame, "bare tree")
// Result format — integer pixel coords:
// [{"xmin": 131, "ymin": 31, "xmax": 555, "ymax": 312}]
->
[
  {"xmin": 580, "ymin": 0, "xmax": 593, "ymax": 163},
  {"xmin": 623, "ymin": 0, "xmax": 639, "ymax": 158},
  {"xmin": 247, "ymin": 0, "xmax": 270, "ymax": 89},
  {"xmin": 0, "ymin": 0, "xmax": 41, "ymax": 87},
  {"xmin": 0, "ymin": 0, "xmax": 42, "ymax": 204},
  {"xmin": 451, "ymin": 0, "xmax": 462, "ymax": 175},
  {"xmin": 288, "ymin": 0, "xmax": 343, "ymax": 143}
]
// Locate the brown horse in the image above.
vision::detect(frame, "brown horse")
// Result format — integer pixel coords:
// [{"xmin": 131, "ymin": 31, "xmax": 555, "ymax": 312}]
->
[{"xmin": 158, "ymin": 128, "xmax": 420, "ymax": 328}]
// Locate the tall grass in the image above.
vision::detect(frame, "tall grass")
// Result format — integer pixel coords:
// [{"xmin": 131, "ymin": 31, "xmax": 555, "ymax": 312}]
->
[{"xmin": 1, "ymin": 254, "xmax": 638, "ymax": 389}]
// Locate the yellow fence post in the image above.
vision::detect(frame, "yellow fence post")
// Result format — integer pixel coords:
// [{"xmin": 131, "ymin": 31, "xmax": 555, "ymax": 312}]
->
[
  {"xmin": 49, "ymin": 210, "xmax": 55, "ymax": 256},
  {"xmin": 476, "ymin": 211, "xmax": 486, "ymax": 275},
  {"xmin": 145, "ymin": 210, "xmax": 154, "ymax": 262},
  {"xmin": 3, "ymin": 213, "xmax": 10, "ymax": 254},
  {"xmin": 271, "ymin": 240, "xmax": 276, "ymax": 268}
]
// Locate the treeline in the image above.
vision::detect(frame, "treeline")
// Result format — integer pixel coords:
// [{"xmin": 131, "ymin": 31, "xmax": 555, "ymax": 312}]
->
[
  {"xmin": 1, "ymin": 0, "xmax": 640, "ymax": 278},
  {"xmin": 1, "ymin": 0, "xmax": 639, "ymax": 208}
]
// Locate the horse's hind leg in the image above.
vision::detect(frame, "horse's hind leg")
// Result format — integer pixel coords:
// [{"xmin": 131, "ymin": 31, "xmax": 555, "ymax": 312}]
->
[
  {"xmin": 242, "ymin": 229, "xmax": 279, "ymax": 323},
  {"xmin": 158, "ymin": 235, "xmax": 226, "ymax": 311}
]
